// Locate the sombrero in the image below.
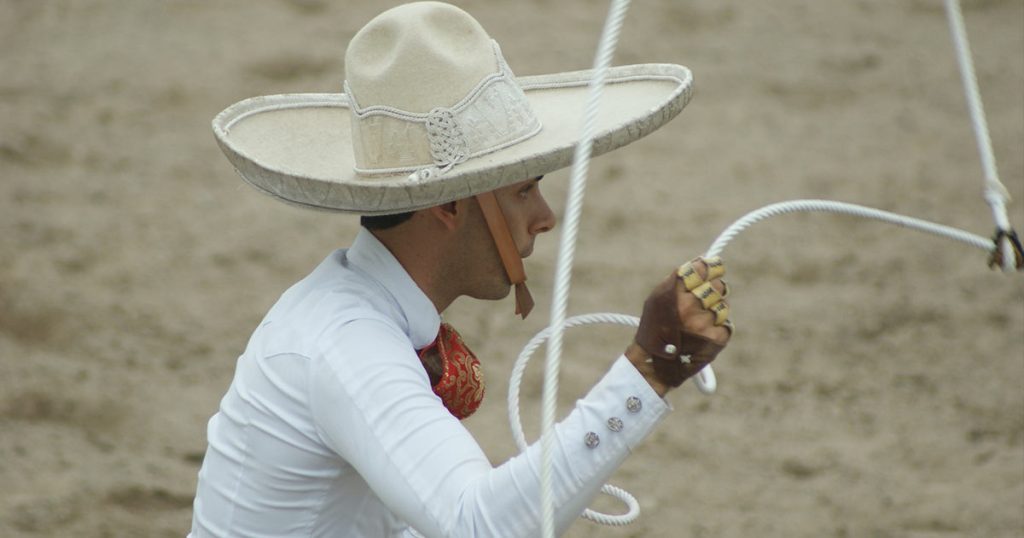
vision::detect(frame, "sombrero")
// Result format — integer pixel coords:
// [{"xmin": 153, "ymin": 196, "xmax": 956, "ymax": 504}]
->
[{"xmin": 212, "ymin": 1, "xmax": 693, "ymax": 216}]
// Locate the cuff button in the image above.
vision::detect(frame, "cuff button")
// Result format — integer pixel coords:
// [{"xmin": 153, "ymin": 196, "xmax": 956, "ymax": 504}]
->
[
  {"xmin": 607, "ymin": 417, "xmax": 623, "ymax": 432},
  {"xmin": 584, "ymin": 431, "xmax": 600, "ymax": 449},
  {"xmin": 626, "ymin": 396, "xmax": 642, "ymax": 413}
]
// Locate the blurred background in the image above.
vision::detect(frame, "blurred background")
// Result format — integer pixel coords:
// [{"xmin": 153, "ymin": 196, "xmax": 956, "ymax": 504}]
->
[{"xmin": 1, "ymin": 1, "xmax": 1021, "ymax": 536}]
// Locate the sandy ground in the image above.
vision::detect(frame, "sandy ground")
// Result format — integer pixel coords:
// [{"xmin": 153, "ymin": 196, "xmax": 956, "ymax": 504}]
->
[{"xmin": 2, "ymin": 0, "xmax": 1022, "ymax": 536}]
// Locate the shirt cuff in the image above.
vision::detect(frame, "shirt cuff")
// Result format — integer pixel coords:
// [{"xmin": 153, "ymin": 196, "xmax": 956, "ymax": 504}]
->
[{"xmin": 563, "ymin": 354, "xmax": 672, "ymax": 484}]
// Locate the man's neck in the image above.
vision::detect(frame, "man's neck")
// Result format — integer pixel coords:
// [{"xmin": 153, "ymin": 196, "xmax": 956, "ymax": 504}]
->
[{"xmin": 368, "ymin": 227, "xmax": 457, "ymax": 314}]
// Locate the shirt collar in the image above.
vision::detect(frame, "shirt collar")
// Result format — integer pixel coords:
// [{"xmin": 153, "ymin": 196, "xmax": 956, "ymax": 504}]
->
[{"xmin": 346, "ymin": 228, "xmax": 441, "ymax": 349}]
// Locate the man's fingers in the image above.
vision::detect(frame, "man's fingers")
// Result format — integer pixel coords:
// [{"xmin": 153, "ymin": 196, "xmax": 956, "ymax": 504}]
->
[
  {"xmin": 676, "ymin": 262, "xmax": 704, "ymax": 291},
  {"xmin": 710, "ymin": 302, "xmax": 729, "ymax": 326},
  {"xmin": 691, "ymin": 282, "xmax": 724, "ymax": 310},
  {"xmin": 679, "ymin": 309, "xmax": 731, "ymax": 345},
  {"xmin": 673, "ymin": 256, "xmax": 732, "ymax": 346},
  {"xmin": 677, "ymin": 257, "xmax": 728, "ymax": 294},
  {"xmin": 704, "ymin": 256, "xmax": 725, "ymax": 280}
]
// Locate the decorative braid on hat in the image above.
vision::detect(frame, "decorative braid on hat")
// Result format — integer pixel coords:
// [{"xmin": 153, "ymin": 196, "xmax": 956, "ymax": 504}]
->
[{"xmin": 425, "ymin": 108, "xmax": 469, "ymax": 169}]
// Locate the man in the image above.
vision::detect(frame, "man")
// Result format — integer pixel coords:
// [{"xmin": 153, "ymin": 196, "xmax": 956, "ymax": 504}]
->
[{"xmin": 191, "ymin": 2, "xmax": 731, "ymax": 536}]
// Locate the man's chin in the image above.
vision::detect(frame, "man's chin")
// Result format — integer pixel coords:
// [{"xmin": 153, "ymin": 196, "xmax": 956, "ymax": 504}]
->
[{"xmin": 470, "ymin": 283, "xmax": 513, "ymax": 302}]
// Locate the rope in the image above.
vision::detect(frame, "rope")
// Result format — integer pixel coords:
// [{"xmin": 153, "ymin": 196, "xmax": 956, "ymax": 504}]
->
[
  {"xmin": 511, "ymin": 313, "xmax": 642, "ymax": 527},
  {"xmin": 539, "ymin": 0, "xmax": 631, "ymax": 536},
  {"xmin": 705, "ymin": 200, "xmax": 993, "ymax": 259},
  {"xmin": 523, "ymin": 0, "xmax": 1017, "ymax": 534},
  {"xmin": 943, "ymin": 0, "xmax": 1018, "ymax": 271},
  {"xmin": 512, "ymin": 199, "xmax": 995, "ymax": 530}
]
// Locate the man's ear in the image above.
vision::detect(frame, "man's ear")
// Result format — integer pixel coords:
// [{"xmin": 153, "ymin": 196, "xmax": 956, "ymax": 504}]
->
[{"xmin": 427, "ymin": 200, "xmax": 461, "ymax": 231}]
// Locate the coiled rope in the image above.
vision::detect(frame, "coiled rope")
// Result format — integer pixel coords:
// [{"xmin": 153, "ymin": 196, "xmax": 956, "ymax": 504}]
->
[{"xmin": 526, "ymin": 1, "xmax": 1019, "ymax": 536}]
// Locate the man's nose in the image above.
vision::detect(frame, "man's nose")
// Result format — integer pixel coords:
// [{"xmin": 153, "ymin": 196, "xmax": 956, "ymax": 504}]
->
[{"xmin": 531, "ymin": 199, "xmax": 556, "ymax": 235}]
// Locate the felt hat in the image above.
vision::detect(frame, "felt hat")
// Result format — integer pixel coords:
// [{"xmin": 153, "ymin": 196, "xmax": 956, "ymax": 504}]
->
[{"xmin": 212, "ymin": 1, "xmax": 693, "ymax": 215}]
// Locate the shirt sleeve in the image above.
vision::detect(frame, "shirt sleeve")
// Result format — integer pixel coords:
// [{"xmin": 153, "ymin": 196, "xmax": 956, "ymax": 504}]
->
[{"xmin": 309, "ymin": 317, "xmax": 670, "ymax": 537}]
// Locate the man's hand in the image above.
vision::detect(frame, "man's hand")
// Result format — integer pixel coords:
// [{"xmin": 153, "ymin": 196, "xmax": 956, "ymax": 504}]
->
[{"xmin": 627, "ymin": 257, "xmax": 732, "ymax": 397}]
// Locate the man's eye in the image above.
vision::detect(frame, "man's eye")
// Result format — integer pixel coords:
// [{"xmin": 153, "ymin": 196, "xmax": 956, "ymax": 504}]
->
[{"xmin": 518, "ymin": 177, "xmax": 542, "ymax": 198}]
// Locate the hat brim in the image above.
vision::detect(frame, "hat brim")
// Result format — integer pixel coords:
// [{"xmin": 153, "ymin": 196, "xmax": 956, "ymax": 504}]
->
[{"xmin": 213, "ymin": 63, "xmax": 693, "ymax": 215}]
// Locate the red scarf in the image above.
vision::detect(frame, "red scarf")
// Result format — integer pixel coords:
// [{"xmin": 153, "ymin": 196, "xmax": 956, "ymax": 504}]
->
[{"xmin": 417, "ymin": 323, "xmax": 485, "ymax": 419}]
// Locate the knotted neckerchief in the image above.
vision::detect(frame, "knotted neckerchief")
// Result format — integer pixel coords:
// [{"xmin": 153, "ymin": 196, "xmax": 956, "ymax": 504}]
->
[{"xmin": 418, "ymin": 322, "xmax": 485, "ymax": 419}]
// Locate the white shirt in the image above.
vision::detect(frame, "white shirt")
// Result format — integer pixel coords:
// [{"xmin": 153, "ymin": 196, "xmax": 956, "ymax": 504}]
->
[{"xmin": 190, "ymin": 229, "xmax": 670, "ymax": 537}]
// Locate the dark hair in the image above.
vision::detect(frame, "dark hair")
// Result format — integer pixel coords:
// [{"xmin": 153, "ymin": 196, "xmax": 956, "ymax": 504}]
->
[{"xmin": 360, "ymin": 212, "xmax": 415, "ymax": 230}]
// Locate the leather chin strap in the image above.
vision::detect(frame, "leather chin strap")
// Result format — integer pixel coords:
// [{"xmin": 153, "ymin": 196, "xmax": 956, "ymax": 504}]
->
[{"xmin": 474, "ymin": 192, "xmax": 534, "ymax": 319}]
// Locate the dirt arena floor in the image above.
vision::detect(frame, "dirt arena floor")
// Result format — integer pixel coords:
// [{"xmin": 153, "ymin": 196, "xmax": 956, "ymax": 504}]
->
[{"xmin": 2, "ymin": 1, "xmax": 1022, "ymax": 536}]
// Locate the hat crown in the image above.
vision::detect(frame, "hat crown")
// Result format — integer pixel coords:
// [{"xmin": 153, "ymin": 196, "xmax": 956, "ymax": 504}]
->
[
  {"xmin": 345, "ymin": 2, "xmax": 498, "ymax": 113},
  {"xmin": 342, "ymin": 1, "xmax": 542, "ymax": 177}
]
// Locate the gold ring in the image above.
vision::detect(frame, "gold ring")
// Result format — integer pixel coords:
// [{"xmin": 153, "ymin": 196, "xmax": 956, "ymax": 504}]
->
[
  {"xmin": 691, "ymin": 282, "xmax": 723, "ymax": 310},
  {"xmin": 720, "ymin": 279, "xmax": 729, "ymax": 298},
  {"xmin": 710, "ymin": 302, "xmax": 729, "ymax": 326},
  {"xmin": 676, "ymin": 262, "xmax": 704, "ymax": 291},
  {"xmin": 705, "ymin": 256, "xmax": 726, "ymax": 281},
  {"xmin": 723, "ymin": 319, "xmax": 735, "ymax": 334}
]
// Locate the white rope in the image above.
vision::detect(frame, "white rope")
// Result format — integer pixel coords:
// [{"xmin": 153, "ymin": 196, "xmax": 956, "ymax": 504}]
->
[
  {"xmin": 512, "ymin": 199, "xmax": 994, "ymax": 530},
  {"xmin": 523, "ymin": 1, "xmax": 1016, "ymax": 535},
  {"xmin": 539, "ymin": 1, "xmax": 631, "ymax": 536},
  {"xmin": 511, "ymin": 312, "xmax": 716, "ymax": 449},
  {"xmin": 511, "ymin": 314, "xmax": 641, "ymax": 527},
  {"xmin": 705, "ymin": 199, "xmax": 993, "ymax": 259},
  {"xmin": 943, "ymin": 0, "xmax": 1017, "ymax": 272},
  {"xmin": 516, "ymin": 311, "xmax": 716, "ymax": 527}
]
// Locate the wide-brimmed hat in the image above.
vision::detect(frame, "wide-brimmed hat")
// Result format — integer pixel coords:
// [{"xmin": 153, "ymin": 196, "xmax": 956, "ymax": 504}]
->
[{"xmin": 213, "ymin": 1, "xmax": 693, "ymax": 215}]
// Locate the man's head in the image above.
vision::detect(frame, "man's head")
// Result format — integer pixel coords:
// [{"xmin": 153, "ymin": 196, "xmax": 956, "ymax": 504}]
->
[{"xmin": 212, "ymin": 1, "xmax": 692, "ymax": 317}]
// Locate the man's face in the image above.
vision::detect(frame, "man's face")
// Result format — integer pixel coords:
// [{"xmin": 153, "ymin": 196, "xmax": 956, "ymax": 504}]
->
[
  {"xmin": 457, "ymin": 177, "xmax": 556, "ymax": 300},
  {"xmin": 493, "ymin": 177, "xmax": 556, "ymax": 260}
]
